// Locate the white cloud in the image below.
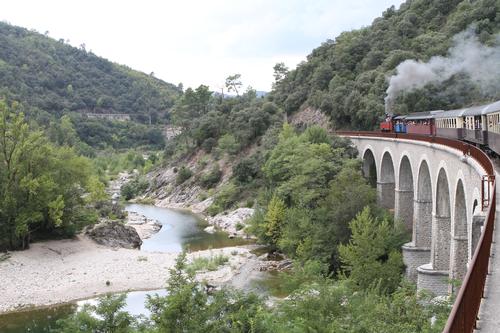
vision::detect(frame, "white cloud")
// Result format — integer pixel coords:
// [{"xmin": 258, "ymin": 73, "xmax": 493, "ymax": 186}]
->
[{"xmin": 1, "ymin": 0, "xmax": 404, "ymax": 91}]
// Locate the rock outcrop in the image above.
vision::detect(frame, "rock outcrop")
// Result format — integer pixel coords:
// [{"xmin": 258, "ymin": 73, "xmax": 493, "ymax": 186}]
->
[
  {"xmin": 86, "ymin": 220, "xmax": 142, "ymax": 249},
  {"xmin": 126, "ymin": 211, "xmax": 162, "ymax": 240},
  {"xmin": 208, "ymin": 208, "xmax": 254, "ymax": 238}
]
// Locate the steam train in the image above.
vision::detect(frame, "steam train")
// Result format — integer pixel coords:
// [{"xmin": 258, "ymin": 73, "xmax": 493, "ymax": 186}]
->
[{"xmin": 380, "ymin": 100, "xmax": 500, "ymax": 155}]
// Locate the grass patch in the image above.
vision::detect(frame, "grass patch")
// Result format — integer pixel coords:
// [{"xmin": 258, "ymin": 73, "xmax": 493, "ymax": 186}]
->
[
  {"xmin": 186, "ymin": 254, "xmax": 229, "ymax": 275},
  {"xmin": 135, "ymin": 197, "xmax": 155, "ymax": 205}
]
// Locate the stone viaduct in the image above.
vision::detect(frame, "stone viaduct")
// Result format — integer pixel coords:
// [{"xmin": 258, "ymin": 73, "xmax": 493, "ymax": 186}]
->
[{"xmin": 340, "ymin": 133, "xmax": 490, "ymax": 296}]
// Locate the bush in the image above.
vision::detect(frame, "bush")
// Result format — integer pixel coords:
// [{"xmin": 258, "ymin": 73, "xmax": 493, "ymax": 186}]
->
[
  {"xmin": 206, "ymin": 183, "xmax": 239, "ymax": 216},
  {"xmin": 200, "ymin": 165, "xmax": 222, "ymax": 188},
  {"xmin": 233, "ymin": 157, "xmax": 259, "ymax": 183},
  {"xmin": 120, "ymin": 177, "xmax": 149, "ymax": 200},
  {"xmin": 206, "ymin": 204, "xmax": 223, "ymax": 216},
  {"xmin": 217, "ymin": 134, "xmax": 240, "ymax": 155},
  {"xmin": 185, "ymin": 254, "xmax": 229, "ymax": 275},
  {"xmin": 176, "ymin": 166, "xmax": 193, "ymax": 185},
  {"xmin": 202, "ymin": 138, "xmax": 217, "ymax": 153}
]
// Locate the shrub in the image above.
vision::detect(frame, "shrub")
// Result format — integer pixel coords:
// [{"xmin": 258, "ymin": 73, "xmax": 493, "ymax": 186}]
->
[
  {"xmin": 202, "ymin": 138, "xmax": 217, "ymax": 153},
  {"xmin": 200, "ymin": 165, "xmax": 222, "ymax": 189},
  {"xmin": 233, "ymin": 157, "xmax": 259, "ymax": 183},
  {"xmin": 217, "ymin": 134, "xmax": 240, "ymax": 155},
  {"xmin": 120, "ymin": 177, "xmax": 149, "ymax": 200},
  {"xmin": 176, "ymin": 166, "xmax": 193, "ymax": 185},
  {"xmin": 185, "ymin": 254, "xmax": 229, "ymax": 275}
]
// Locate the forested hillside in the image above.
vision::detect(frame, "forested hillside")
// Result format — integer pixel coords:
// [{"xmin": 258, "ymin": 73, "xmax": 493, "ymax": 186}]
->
[
  {"xmin": 271, "ymin": 0, "xmax": 500, "ymax": 129},
  {"xmin": 0, "ymin": 21, "xmax": 180, "ymax": 120}
]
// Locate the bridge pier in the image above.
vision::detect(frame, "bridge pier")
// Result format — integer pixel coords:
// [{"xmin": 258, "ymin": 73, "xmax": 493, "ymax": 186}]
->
[
  {"xmin": 395, "ymin": 188, "xmax": 414, "ymax": 231},
  {"xmin": 431, "ymin": 214, "xmax": 451, "ymax": 271},
  {"xmin": 417, "ymin": 263, "xmax": 449, "ymax": 296},
  {"xmin": 377, "ymin": 181, "xmax": 395, "ymax": 209},
  {"xmin": 402, "ymin": 243, "xmax": 430, "ymax": 282},
  {"xmin": 402, "ymin": 199, "xmax": 432, "ymax": 281},
  {"xmin": 471, "ymin": 214, "xmax": 485, "ymax": 256},
  {"xmin": 414, "ymin": 214, "xmax": 452, "ymax": 296},
  {"xmin": 450, "ymin": 236, "xmax": 468, "ymax": 281}
]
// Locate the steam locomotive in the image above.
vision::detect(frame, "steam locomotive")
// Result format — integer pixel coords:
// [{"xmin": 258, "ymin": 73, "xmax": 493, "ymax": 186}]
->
[{"xmin": 380, "ymin": 100, "xmax": 500, "ymax": 155}]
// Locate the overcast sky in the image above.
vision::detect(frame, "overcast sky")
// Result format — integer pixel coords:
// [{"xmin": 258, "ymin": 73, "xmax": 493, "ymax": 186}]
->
[{"xmin": 2, "ymin": 0, "xmax": 405, "ymax": 92}]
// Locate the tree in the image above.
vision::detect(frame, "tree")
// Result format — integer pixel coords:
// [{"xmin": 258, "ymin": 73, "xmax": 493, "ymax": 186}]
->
[
  {"xmin": 0, "ymin": 101, "xmax": 101, "ymax": 250},
  {"xmin": 225, "ymin": 74, "xmax": 242, "ymax": 96},
  {"xmin": 265, "ymin": 195, "xmax": 286, "ymax": 248},
  {"xmin": 339, "ymin": 207, "xmax": 405, "ymax": 294},
  {"xmin": 273, "ymin": 62, "xmax": 289, "ymax": 86}
]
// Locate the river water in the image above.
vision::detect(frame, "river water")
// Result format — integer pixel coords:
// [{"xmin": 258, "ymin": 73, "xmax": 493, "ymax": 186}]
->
[{"xmin": 0, "ymin": 204, "xmax": 251, "ymax": 333}]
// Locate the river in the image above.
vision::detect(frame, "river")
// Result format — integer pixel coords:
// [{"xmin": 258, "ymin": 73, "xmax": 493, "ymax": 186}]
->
[{"xmin": 0, "ymin": 204, "xmax": 252, "ymax": 333}]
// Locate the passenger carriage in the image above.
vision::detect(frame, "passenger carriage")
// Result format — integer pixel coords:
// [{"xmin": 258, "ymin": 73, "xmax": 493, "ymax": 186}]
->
[
  {"xmin": 435, "ymin": 108, "xmax": 466, "ymax": 140},
  {"xmin": 483, "ymin": 100, "xmax": 500, "ymax": 154},
  {"xmin": 403, "ymin": 110, "xmax": 442, "ymax": 136}
]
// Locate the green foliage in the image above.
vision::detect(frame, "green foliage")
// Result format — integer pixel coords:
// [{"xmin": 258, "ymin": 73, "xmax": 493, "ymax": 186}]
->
[
  {"xmin": 207, "ymin": 183, "xmax": 240, "ymax": 216},
  {"xmin": 120, "ymin": 177, "xmax": 149, "ymax": 201},
  {"xmin": 264, "ymin": 195, "xmax": 286, "ymax": 248},
  {"xmin": 175, "ymin": 166, "xmax": 193, "ymax": 185},
  {"xmin": 147, "ymin": 252, "xmax": 266, "ymax": 332},
  {"xmin": 216, "ymin": 133, "xmax": 240, "ymax": 155},
  {"xmin": 251, "ymin": 125, "xmax": 377, "ymax": 271},
  {"xmin": 270, "ymin": 0, "xmax": 500, "ymax": 129},
  {"xmin": 185, "ymin": 253, "xmax": 229, "ymax": 275},
  {"xmin": 0, "ymin": 22, "xmax": 179, "ymax": 118},
  {"xmin": 262, "ymin": 124, "xmax": 344, "ymax": 208},
  {"xmin": 166, "ymin": 84, "xmax": 283, "ymax": 160},
  {"xmin": 233, "ymin": 156, "xmax": 260, "ymax": 183},
  {"xmin": 0, "ymin": 101, "xmax": 102, "ymax": 250},
  {"xmin": 199, "ymin": 164, "xmax": 222, "ymax": 189},
  {"xmin": 55, "ymin": 294, "xmax": 140, "ymax": 333},
  {"xmin": 339, "ymin": 207, "xmax": 406, "ymax": 294}
]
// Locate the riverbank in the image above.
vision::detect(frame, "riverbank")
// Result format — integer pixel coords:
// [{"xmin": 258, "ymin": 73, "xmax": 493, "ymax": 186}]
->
[{"xmin": 0, "ymin": 235, "xmax": 255, "ymax": 314}]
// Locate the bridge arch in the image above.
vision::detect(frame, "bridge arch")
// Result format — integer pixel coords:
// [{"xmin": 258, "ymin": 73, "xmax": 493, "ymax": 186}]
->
[
  {"xmin": 395, "ymin": 155, "xmax": 414, "ymax": 230},
  {"xmin": 451, "ymin": 179, "xmax": 468, "ymax": 281},
  {"xmin": 414, "ymin": 159, "xmax": 432, "ymax": 249},
  {"xmin": 378, "ymin": 151, "xmax": 395, "ymax": 209},
  {"xmin": 432, "ymin": 167, "xmax": 451, "ymax": 272},
  {"xmin": 362, "ymin": 148, "xmax": 377, "ymax": 187}
]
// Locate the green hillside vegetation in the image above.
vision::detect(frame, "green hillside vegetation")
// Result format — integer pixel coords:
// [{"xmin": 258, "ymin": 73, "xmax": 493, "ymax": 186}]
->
[
  {"xmin": 270, "ymin": 0, "xmax": 500, "ymax": 129},
  {"xmin": 0, "ymin": 21, "xmax": 180, "ymax": 118},
  {"xmin": 0, "ymin": 21, "xmax": 180, "ymax": 150},
  {"xmin": 0, "ymin": 101, "xmax": 107, "ymax": 250}
]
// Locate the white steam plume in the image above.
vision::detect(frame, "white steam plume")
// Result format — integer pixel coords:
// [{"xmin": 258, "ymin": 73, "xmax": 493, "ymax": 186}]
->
[{"xmin": 385, "ymin": 28, "xmax": 500, "ymax": 111}]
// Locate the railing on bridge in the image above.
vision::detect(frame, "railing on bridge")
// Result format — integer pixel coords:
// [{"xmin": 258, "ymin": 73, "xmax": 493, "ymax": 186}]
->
[{"xmin": 337, "ymin": 131, "xmax": 496, "ymax": 333}]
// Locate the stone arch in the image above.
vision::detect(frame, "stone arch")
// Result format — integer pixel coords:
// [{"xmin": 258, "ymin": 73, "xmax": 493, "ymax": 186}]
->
[
  {"xmin": 414, "ymin": 160, "xmax": 432, "ymax": 248},
  {"xmin": 395, "ymin": 155, "xmax": 414, "ymax": 231},
  {"xmin": 378, "ymin": 151, "xmax": 395, "ymax": 209},
  {"xmin": 432, "ymin": 168, "xmax": 451, "ymax": 271},
  {"xmin": 362, "ymin": 149, "xmax": 377, "ymax": 188},
  {"xmin": 451, "ymin": 179, "xmax": 468, "ymax": 281}
]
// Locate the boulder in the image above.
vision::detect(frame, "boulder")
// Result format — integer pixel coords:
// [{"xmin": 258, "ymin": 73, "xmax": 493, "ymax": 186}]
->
[{"xmin": 86, "ymin": 220, "xmax": 142, "ymax": 249}]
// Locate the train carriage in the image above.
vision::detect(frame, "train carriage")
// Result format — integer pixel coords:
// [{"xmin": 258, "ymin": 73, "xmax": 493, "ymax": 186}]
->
[
  {"xmin": 483, "ymin": 101, "xmax": 500, "ymax": 155},
  {"xmin": 462, "ymin": 105, "xmax": 489, "ymax": 145},
  {"xmin": 378, "ymin": 100, "xmax": 500, "ymax": 156},
  {"xmin": 404, "ymin": 110, "xmax": 442, "ymax": 136},
  {"xmin": 435, "ymin": 108, "xmax": 466, "ymax": 140}
]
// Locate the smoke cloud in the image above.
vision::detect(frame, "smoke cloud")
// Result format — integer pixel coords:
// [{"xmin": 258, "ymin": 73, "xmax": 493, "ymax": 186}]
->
[{"xmin": 385, "ymin": 28, "xmax": 500, "ymax": 110}]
